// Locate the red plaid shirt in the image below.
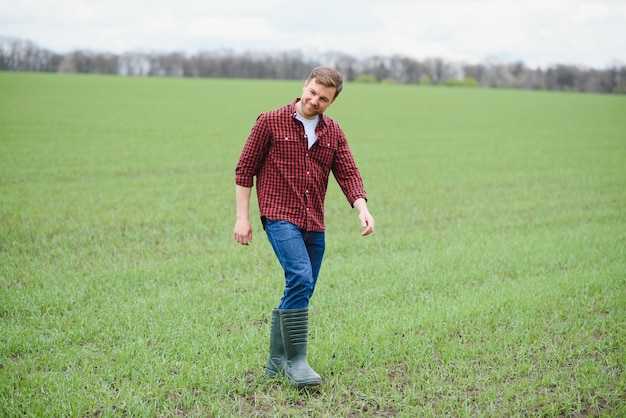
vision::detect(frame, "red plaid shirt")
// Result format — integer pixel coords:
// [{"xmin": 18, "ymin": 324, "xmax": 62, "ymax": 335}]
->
[{"xmin": 235, "ymin": 99, "xmax": 367, "ymax": 232}]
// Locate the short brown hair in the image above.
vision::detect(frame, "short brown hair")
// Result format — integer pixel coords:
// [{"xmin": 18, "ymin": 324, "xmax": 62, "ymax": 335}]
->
[{"xmin": 307, "ymin": 66, "xmax": 344, "ymax": 100}]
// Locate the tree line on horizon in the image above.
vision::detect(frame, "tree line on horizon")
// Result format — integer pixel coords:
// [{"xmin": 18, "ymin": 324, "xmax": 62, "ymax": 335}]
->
[{"xmin": 1, "ymin": 37, "xmax": 624, "ymax": 94}]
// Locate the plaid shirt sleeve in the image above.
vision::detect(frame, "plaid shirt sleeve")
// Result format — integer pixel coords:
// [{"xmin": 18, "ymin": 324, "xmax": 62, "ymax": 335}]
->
[
  {"xmin": 330, "ymin": 124, "xmax": 368, "ymax": 207},
  {"xmin": 235, "ymin": 113, "xmax": 272, "ymax": 188}
]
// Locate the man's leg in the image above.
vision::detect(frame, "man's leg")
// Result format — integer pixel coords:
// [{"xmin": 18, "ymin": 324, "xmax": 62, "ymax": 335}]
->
[
  {"xmin": 303, "ymin": 229, "xmax": 325, "ymax": 300},
  {"xmin": 264, "ymin": 220, "xmax": 319, "ymax": 309},
  {"xmin": 264, "ymin": 220, "xmax": 323, "ymax": 387},
  {"xmin": 265, "ymin": 308, "xmax": 284, "ymax": 376}
]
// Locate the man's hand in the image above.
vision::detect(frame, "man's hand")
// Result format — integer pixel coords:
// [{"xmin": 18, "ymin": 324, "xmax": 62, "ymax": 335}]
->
[
  {"xmin": 234, "ymin": 218, "xmax": 253, "ymax": 245},
  {"xmin": 353, "ymin": 198, "xmax": 375, "ymax": 236},
  {"xmin": 234, "ymin": 185, "xmax": 253, "ymax": 245},
  {"xmin": 359, "ymin": 211, "xmax": 375, "ymax": 236}
]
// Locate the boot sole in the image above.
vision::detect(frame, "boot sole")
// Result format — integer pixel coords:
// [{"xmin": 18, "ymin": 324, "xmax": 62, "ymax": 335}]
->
[
  {"xmin": 266, "ymin": 357, "xmax": 284, "ymax": 377},
  {"xmin": 286, "ymin": 376, "xmax": 321, "ymax": 388},
  {"xmin": 265, "ymin": 367, "xmax": 280, "ymax": 377}
]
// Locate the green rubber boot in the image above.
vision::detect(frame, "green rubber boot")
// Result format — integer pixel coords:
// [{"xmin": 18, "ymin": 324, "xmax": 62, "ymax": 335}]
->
[
  {"xmin": 280, "ymin": 308, "xmax": 321, "ymax": 388},
  {"xmin": 265, "ymin": 309, "xmax": 285, "ymax": 377}
]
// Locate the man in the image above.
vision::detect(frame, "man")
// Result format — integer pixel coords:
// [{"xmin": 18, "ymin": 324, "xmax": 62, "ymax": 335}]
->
[{"xmin": 234, "ymin": 66, "xmax": 375, "ymax": 388}]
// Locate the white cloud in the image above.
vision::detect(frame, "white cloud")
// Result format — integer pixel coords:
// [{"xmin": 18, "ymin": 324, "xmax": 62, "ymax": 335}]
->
[
  {"xmin": 181, "ymin": 17, "xmax": 277, "ymax": 41},
  {"xmin": 0, "ymin": 0, "xmax": 624, "ymax": 68},
  {"xmin": 569, "ymin": 2, "xmax": 610, "ymax": 24}
]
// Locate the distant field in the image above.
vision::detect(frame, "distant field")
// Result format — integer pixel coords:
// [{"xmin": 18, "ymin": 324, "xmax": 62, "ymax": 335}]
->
[{"xmin": 1, "ymin": 72, "xmax": 625, "ymax": 416}]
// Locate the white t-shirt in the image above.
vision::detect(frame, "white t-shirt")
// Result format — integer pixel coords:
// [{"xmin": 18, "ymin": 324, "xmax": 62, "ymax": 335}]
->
[{"xmin": 296, "ymin": 112, "xmax": 319, "ymax": 149}]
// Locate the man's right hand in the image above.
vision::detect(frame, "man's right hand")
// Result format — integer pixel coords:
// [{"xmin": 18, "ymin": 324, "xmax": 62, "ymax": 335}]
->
[{"xmin": 234, "ymin": 218, "xmax": 253, "ymax": 245}]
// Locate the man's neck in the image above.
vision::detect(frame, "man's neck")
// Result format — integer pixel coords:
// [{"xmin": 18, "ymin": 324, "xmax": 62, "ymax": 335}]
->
[{"xmin": 296, "ymin": 101, "xmax": 320, "ymax": 121}]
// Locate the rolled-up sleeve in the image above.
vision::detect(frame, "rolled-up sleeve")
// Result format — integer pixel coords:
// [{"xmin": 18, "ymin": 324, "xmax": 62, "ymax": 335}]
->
[
  {"xmin": 332, "ymin": 129, "xmax": 367, "ymax": 207},
  {"xmin": 235, "ymin": 114, "xmax": 271, "ymax": 188}
]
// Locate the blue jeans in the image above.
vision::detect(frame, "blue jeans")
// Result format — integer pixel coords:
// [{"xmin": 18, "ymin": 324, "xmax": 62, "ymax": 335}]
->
[{"xmin": 264, "ymin": 219, "xmax": 325, "ymax": 309}]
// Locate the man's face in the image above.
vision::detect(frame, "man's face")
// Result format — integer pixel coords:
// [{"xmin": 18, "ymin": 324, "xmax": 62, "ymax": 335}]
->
[{"xmin": 299, "ymin": 78, "xmax": 336, "ymax": 119}]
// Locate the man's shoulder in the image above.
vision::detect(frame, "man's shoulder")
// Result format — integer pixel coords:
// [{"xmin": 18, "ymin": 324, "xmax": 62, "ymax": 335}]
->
[
  {"xmin": 321, "ymin": 113, "xmax": 339, "ymax": 127},
  {"xmin": 320, "ymin": 114, "xmax": 343, "ymax": 134},
  {"xmin": 259, "ymin": 101, "xmax": 296, "ymax": 120}
]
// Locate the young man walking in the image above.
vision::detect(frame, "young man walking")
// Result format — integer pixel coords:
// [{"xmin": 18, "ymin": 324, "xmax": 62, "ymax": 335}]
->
[{"xmin": 234, "ymin": 66, "xmax": 375, "ymax": 388}]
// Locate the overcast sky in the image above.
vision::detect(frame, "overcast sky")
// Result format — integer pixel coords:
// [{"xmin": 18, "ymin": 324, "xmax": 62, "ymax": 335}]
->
[{"xmin": 1, "ymin": 0, "xmax": 624, "ymax": 69}]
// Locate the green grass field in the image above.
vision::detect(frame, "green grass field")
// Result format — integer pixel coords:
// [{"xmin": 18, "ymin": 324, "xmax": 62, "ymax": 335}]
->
[{"xmin": 1, "ymin": 72, "xmax": 625, "ymax": 416}]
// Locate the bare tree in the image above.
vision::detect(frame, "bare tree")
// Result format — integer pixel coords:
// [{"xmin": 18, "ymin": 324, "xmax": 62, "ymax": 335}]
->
[
  {"xmin": 2, "ymin": 36, "xmax": 624, "ymax": 94},
  {"xmin": 0, "ymin": 37, "xmax": 62, "ymax": 71}
]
